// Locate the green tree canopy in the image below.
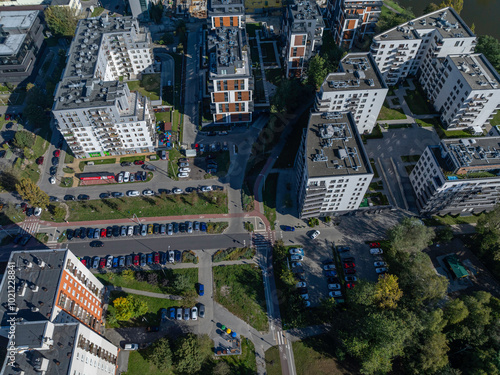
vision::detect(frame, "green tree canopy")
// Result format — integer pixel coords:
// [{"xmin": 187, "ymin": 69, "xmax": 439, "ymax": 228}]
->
[
  {"xmin": 149, "ymin": 337, "xmax": 172, "ymax": 372},
  {"xmin": 387, "ymin": 217, "xmax": 435, "ymax": 254},
  {"xmin": 439, "ymin": 0, "xmax": 463, "ymax": 14},
  {"xmin": 307, "ymin": 55, "xmax": 328, "ymax": 90},
  {"xmin": 374, "ymin": 274, "xmax": 403, "ymax": 309},
  {"xmin": 174, "ymin": 334, "xmax": 204, "ymax": 374},
  {"xmin": 44, "ymin": 6, "xmax": 80, "ymax": 37},
  {"xmin": 14, "ymin": 131, "xmax": 35, "ymax": 149},
  {"xmin": 15, "ymin": 178, "xmax": 49, "ymax": 208}
]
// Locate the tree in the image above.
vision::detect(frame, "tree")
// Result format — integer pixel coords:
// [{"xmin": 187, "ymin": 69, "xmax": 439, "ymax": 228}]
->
[
  {"xmin": 374, "ymin": 274, "xmax": 403, "ymax": 309},
  {"xmin": 213, "ymin": 361, "xmax": 230, "ymax": 375},
  {"xmin": 147, "ymin": 272, "xmax": 158, "ymax": 285},
  {"xmin": 270, "ymin": 79, "xmax": 302, "ymax": 113},
  {"xmin": 387, "ymin": 217, "xmax": 435, "ymax": 254},
  {"xmin": 307, "ymin": 55, "xmax": 328, "ymax": 90},
  {"xmin": 436, "ymin": 226, "xmax": 454, "ymax": 243},
  {"xmin": 44, "ymin": 6, "xmax": 80, "ymax": 37},
  {"xmin": 173, "ymin": 273, "xmax": 190, "ymax": 292},
  {"xmin": 53, "ymin": 206, "xmax": 66, "ymax": 220},
  {"xmin": 149, "ymin": 1, "xmax": 163, "ymax": 24},
  {"xmin": 174, "ymin": 334, "xmax": 204, "ymax": 374},
  {"xmin": 423, "ymin": 3, "xmax": 441, "ymax": 13},
  {"xmin": 149, "ymin": 337, "xmax": 172, "ymax": 371},
  {"xmin": 121, "ymin": 269, "xmax": 135, "ymax": 282},
  {"xmin": 14, "ymin": 131, "xmax": 35, "ymax": 149},
  {"xmin": 113, "ymin": 297, "xmax": 134, "ymax": 321},
  {"xmin": 444, "ymin": 299, "xmax": 469, "ymax": 325},
  {"xmin": 348, "ymin": 279, "xmax": 377, "ymax": 306},
  {"xmin": 439, "ymin": 0, "xmax": 463, "ymax": 14},
  {"xmin": 15, "ymin": 178, "xmax": 49, "ymax": 209},
  {"xmin": 158, "ymin": 32, "xmax": 174, "ymax": 45},
  {"xmin": 470, "ymin": 22, "xmax": 476, "ymax": 33},
  {"xmin": 475, "ymin": 35, "xmax": 500, "ymax": 77}
]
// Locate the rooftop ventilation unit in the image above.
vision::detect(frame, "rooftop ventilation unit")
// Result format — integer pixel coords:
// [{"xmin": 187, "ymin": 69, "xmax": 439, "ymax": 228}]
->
[
  {"xmin": 366, "ymin": 78, "xmax": 375, "ymax": 86},
  {"xmin": 312, "ymin": 149, "xmax": 328, "ymax": 162},
  {"xmin": 323, "ymin": 112, "xmax": 342, "ymax": 119}
]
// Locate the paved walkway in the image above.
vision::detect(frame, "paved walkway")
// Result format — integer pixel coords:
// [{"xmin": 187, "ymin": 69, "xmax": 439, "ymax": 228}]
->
[{"xmin": 107, "ymin": 286, "xmax": 183, "ymax": 300}]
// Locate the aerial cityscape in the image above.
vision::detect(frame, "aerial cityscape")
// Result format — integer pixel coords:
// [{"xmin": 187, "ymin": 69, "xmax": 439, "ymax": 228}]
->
[{"xmin": 1, "ymin": 0, "xmax": 500, "ymax": 374}]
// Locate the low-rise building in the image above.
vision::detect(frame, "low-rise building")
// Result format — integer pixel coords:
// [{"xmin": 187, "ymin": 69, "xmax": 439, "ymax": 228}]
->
[
  {"xmin": 52, "ymin": 16, "xmax": 157, "ymax": 158},
  {"xmin": 327, "ymin": 0, "xmax": 382, "ymax": 50},
  {"xmin": 0, "ymin": 10, "xmax": 44, "ymax": 84},
  {"xmin": 282, "ymin": 0, "xmax": 324, "ymax": 78},
  {"xmin": 207, "ymin": 0, "xmax": 254, "ymax": 124},
  {"xmin": 51, "ymin": 0, "xmax": 82, "ymax": 14},
  {"xmin": 315, "ymin": 52, "xmax": 387, "ymax": 134},
  {"xmin": 409, "ymin": 137, "xmax": 500, "ymax": 215},
  {"xmin": 295, "ymin": 111, "xmax": 373, "ymax": 218}
]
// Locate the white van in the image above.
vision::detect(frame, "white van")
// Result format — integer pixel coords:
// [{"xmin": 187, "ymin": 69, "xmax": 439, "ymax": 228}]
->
[{"xmin": 123, "ymin": 171, "xmax": 130, "ymax": 183}]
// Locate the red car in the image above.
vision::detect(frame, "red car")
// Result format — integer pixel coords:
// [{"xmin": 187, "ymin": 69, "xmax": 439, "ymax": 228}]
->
[
  {"xmin": 54, "ymin": 150, "xmax": 61, "ymax": 157},
  {"xmin": 100, "ymin": 228, "xmax": 106, "ymax": 237},
  {"xmin": 134, "ymin": 160, "xmax": 145, "ymax": 165},
  {"xmin": 153, "ymin": 252, "xmax": 160, "ymax": 264},
  {"xmin": 133, "ymin": 254, "xmax": 140, "ymax": 266},
  {"xmin": 81, "ymin": 258, "xmax": 87, "ymax": 267},
  {"xmin": 369, "ymin": 242, "xmax": 380, "ymax": 248},
  {"xmin": 344, "ymin": 262, "xmax": 356, "ymax": 269},
  {"xmin": 345, "ymin": 268, "xmax": 356, "ymax": 274},
  {"xmin": 99, "ymin": 258, "xmax": 106, "ymax": 268},
  {"xmin": 5, "ymin": 114, "xmax": 10, "ymax": 120},
  {"xmin": 36, "ymin": 156, "xmax": 44, "ymax": 165},
  {"xmin": 346, "ymin": 283, "xmax": 355, "ymax": 289}
]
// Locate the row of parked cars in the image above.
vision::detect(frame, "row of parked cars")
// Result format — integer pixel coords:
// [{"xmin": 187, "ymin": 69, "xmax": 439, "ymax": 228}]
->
[
  {"xmin": 81, "ymin": 250, "xmax": 182, "ymax": 269},
  {"xmin": 369, "ymin": 242, "xmax": 388, "ymax": 274},
  {"xmin": 116, "ymin": 170, "xmax": 150, "ymax": 183},
  {"xmin": 67, "ymin": 221, "xmax": 211, "ymax": 242},
  {"xmin": 289, "ymin": 248, "xmax": 311, "ymax": 307},
  {"xmin": 177, "ymin": 158, "xmax": 191, "ymax": 178}
]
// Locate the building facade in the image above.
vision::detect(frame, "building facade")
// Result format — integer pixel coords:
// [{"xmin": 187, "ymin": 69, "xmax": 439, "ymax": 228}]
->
[
  {"xmin": 315, "ymin": 52, "xmax": 387, "ymax": 134},
  {"xmin": 419, "ymin": 53, "xmax": 500, "ymax": 130},
  {"xmin": 52, "ymin": 16, "xmax": 157, "ymax": 158},
  {"xmin": 128, "ymin": 0, "xmax": 151, "ymax": 20},
  {"xmin": 282, "ymin": 0, "xmax": 324, "ymax": 78},
  {"xmin": 370, "ymin": 7, "xmax": 475, "ymax": 86},
  {"xmin": 327, "ymin": 0, "xmax": 382, "ymax": 50},
  {"xmin": 0, "ymin": 10, "xmax": 44, "ymax": 84},
  {"xmin": 207, "ymin": 0, "xmax": 254, "ymax": 124},
  {"xmin": 295, "ymin": 111, "xmax": 373, "ymax": 218},
  {"xmin": 409, "ymin": 138, "xmax": 500, "ymax": 215},
  {"xmin": 51, "ymin": 0, "xmax": 82, "ymax": 14}
]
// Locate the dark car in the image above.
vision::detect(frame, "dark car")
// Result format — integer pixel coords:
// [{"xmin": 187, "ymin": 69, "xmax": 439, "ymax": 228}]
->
[
  {"xmin": 179, "ymin": 223, "xmax": 186, "ymax": 233},
  {"xmin": 106, "ymin": 227, "xmax": 113, "ymax": 238},
  {"xmin": 99, "ymin": 193, "xmax": 110, "ymax": 199},
  {"xmin": 135, "ymin": 171, "xmax": 142, "ymax": 181},
  {"xmin": 173, "ymin": 222, "xmax": 179, "ymax": 233},
  {"xmin": 49, "ymin": 196, "xmax": 59, "ymax": 202},
  {"xmin": 175, "ymin": 251, "xmax": 181, "ymax": 263},
  {"xmin": 133, "ymin": 225, "xmax": 140, "ymax": 236},
  {"xmin": 120, "ymin": 162, "xmax": 131, "ymax": 167},
  {"xmin": 283, "ymin": 225, "xmax": 295, "ymax": 232},
  {"xmin": 297, "ymin": 287, "xmax": 308, "ymax": 294},
  {"xmin": 51, "ymin": 157, "xmax": 59, "ymax": 166},
  {"xmin": 343, "ymin": 257, "xmax": 355, "ymax": 263},
  {"xmin": 20, "ymin": 235, "xmax": 31, "ymax": 246},
  {"xmin": 160, "ymin": 252, "xmax": 167, "ymax": 264},
  {"xmin": 111, "ymin": 192, "xmax": 124, "ymax": 198},
  {"xmin": 78, "ymin": 194, "xmax": 89, "ymax": 201},
  {"xmin": 146, "ymin": 326, "xmax": 159, "ymax": 332},
  {"xmin": 64, "ymin": 195, "xmax": 75, "ymax": 201},
  {"xmin": 345, "ymin": 268, "xmax": 357, "ymax": 274},
  {"xmin": 73, "ymin": 228, "xmax": 81, "ymax": 238},
  {"xmin": 328, "ymin": 277, "xmax": 341, "ymax": 284},
  {"xmin": 337, "ymin": 246, "xmax": 350, "ymax": 253},
  {"xmin": 112, "ymin": 226, "xmax": 120, "ymax": 237},
  {"xmin": 87, "ymin": 228, "xmax": 94, "ymax": 238},
  {"xmin": 13, "ymin": 234, "xmax": 22, "ymax": 244},
  {"xmin": 147, "ymin": 253, "xmax": 153, "ymax": 265},
  {"xmin": 200, "ymin": 222, "xmax": 207, "ymax": 232},
  {"xmin": 50, "ymin": 166, "xmax": 57, "ymax": 175},
  {"xmin": 66, "ymin": 229, "xmax": 74, "ymax": 240},
  {"xmin": 90, "ymin": 240, "xmax": 104, "ymax": 247},
  {"xmin": 79, "ymin": 227, "xmax": 86, "ymax": 239},
  {"xmin": 142, "ymin": 164, "xmax": 156, "ymax": 171},
  {"xmin": 125, "ymin": 255, "xmax": 132, "ymax": 267},
  {"xmin": 36, "ymin": 156, "xmax": 44, "ymax": 165},
  {"xmin": 344, "ymin": 262, "xmax": 356, "ymax": 269},
  {"xmin": 26, "ymin": 207, "xmax": 34, "ymax": 217},
  {"xmin": 153, "ymin": 223, "xmax": 160, "ymax": 234}
]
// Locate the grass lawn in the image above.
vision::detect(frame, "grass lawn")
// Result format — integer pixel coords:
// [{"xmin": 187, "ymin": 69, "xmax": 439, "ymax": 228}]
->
[
  {"xmin": 213, "ymin": 264, "xmax": 268, "ymax": 332},
  {"xmin": 119, "ymin": 155, "xmax": 145, "ymax": 163},
  {"xmin": 404, "ymin": 88, "xmax": 436, "ymax": 115},
  {"xmin": 293, "ymin": 335, "xmax": 355, "ymax": 375},
  {"xmin": 491, "ymin": 110, "xmax": 500, "ymax": 126},
  {"xmin": 415, "ymin": 118, "xmax": 437, "ymax": 127},
  {"xmin": 107, "ymin": 291, "xmax": 181, "ymax": 328},
  {"xmin": 265, "ymin": 346, "xmax": 282, "ymax": 375},
  {"xmin": 377, "ymin": 101, "xmax": 406, "ymax": 120},
  {"xmin": 369, "ymin": 158, "xmax": 380, "ymax": 178},
  {"xmin": 95, "ymin": 268, "xmax": 198, "ymax": 295},
  {"xmin": 425, "ymin": 212, "xmax": 486, "ymax": 226},
  {"xmin": 48, "ymin": 191, "xmax": 227, "ymax": 222},
  {"xmin": 79, "ymin": 158, "xmax": 116, "ymax": 171},
  {"xmin": 261, "ymin": 42, "xmax": 277, "ymax": 63},
  {"xmin": 246, "ymin": 22, "xmax": 261, "ymax": 37},
  {"xmin": 122, "ymin": 351, "xmax": 165, "ymax": 375},
  {"xmin": 64, "ymin": 151, "xmax": 75, "ymax": 164},
  {"xmin": 220, "ymin": 337, "xmax": 257, "ymax": 374},
  {"xmin": 265, "ymin": 68, "xmax": 283, "ymax": 86},
  {"xmin": 263, "ymin": 173, "xmax": 278, "ymax": 230},
  {"xmin": 0, "ymin": 204, "xmax": 25, "ymax": 225},
  {"xmin": 167, "ymin": 147, "xmax": 182, "ymax": 180},
  {"xmin": 91, "ymin": 6, "xmax": 104, "ymax": 16},
  {"xmin": 154, "ymin": 111, "xmax": 171, "ymax": 123},
  {"xmin": 127, "ymin": 74, "xmax": 161, "ymax": 101}
]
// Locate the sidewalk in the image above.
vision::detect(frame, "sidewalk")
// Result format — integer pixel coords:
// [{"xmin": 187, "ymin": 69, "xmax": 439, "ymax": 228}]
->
[{"xmin": 107, "ymin": 285, "xmax": 183, "ymax": 300}]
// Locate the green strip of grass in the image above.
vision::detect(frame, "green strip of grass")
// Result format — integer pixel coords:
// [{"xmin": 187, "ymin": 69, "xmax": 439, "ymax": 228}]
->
[
  {"xmin": 377, "ymin": 101, "xmax": 406, "ymax": 120},
  {"xmin": 213, "ymin": 264, "xmax": 268, "ymax": 332},
  {"xmin": 119, "ymin": 155, "xmax": 146, "ymax": 163},
  {"xmin": 265, "ymin": 346, "xmax": 282, "ymax": 375},
  {"xmin": 221, "ymin": 336, "xmax": 257, "ymax": 374},
  {"xmin": 263, "ymin": 173, "xmax": 278, "ymax": 230}
]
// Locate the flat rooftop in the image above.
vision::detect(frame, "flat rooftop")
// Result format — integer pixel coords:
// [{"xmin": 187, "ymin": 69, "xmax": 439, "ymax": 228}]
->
[
  {"xmin": 441, "ymin": 137, "xmax": 500, "ymax": 171},
  {"xmin": 208, "ymin": 26, "xmax": 251, "ymax": 78},
  {"xmin": 288, "ymin": 0, "xmax": 323, "ymax": 32},
  {"xmin": 374, "ymin": 7, "xmax": 474, "ymax": 41},
  {"xmin": 0, "ymin": 10, "xmax": 39, "ymax": 56},
  {"xmin": 321, "ymin": 52, "xmax": 386, "ymax": 92},
  {"xmin": 448, "ymin": 54, "xmax": 500, "ymax": 91},
  {"xmin": 305, "ymin": 112, "xmax": 371, "ymax": 178},
  {"xmin": 0, "ymin": 250, "xmax": 66, "ymax": 327}
]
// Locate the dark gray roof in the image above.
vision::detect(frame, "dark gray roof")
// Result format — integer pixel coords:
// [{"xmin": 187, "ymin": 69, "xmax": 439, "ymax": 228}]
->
[
  {"xmin": 374, "ymin": 7, "xmax": 474, "ymax": 41},
  {"xmin": 321, "ymin": 52, "xmax": 386, "ymax": 92},
  {"xmin": 207, "ymin": 27, "xmax": 251, "ymax": 78},
  {"xmin": 448, "ymin": 54, "xmax": 500, "ymax": 91},
  {"xmin": 441, "ymin": 137, "xmax": 500, "ymax": 170},
  {"xmin": 0, "ymin": 250, "xmax": 66, "ymax": 327},
  {"xmin": 1, "ymin": 322, "xmax": 78, "ymax": 375},
  {"xmin": 305, "ymin": 112, "xmax": 372, "ymax": 178},
  {"xmin": 287, "ymin": 0, "xmax": 324, "ymax": 33}
]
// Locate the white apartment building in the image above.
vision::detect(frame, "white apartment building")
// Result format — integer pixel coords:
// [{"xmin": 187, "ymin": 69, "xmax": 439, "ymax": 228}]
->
[
  {"xmin": 315, "ymin": 52, "xmax": 387, "ymax": 134},
  {"xmin": 207, "ymin": 0, "xmax": 254, "ymax": 124},
  {"xmin": 282, "ymin": 0, "xmax": 324, "ymax": 78},
  {"xmin": 419, "ymin": 53, "xmax": 500, "ymax": 130},
  {"xmin": 370, "ymin": 7, "xmax": 475, "ymax": 86},
  {"xmin": 409, "ymin": 138, "xmax": 500, "ymax": 215},
  {"xmin": 327, "ymin": 0, "xmax": 382, "ymax": 50},
  {"xmin": 295, "ymin": 111, "xmax": 373, "ymax": 218},
  {"xmin": 52, "ymin": 16, "xmax": 156, "ymax": 158}
]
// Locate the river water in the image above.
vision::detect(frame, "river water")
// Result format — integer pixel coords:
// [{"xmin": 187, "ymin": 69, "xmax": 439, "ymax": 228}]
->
[{"xmin": 395, "ymin": 0, "xmax": 500, "ymax": 39}]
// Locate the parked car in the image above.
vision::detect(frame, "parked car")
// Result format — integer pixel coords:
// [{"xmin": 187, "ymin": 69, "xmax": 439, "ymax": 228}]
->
[
  {"xmin": 112, "ymin": 192, "xmax": 124, "ymax": 198},
  {"xmin": 140, "ymin": 253, "xmax": 146, "ymax": 267},
  {"xmin": 344, "ymin": 262, "xmax": 356, "ymax": 269},
  {"xmin": 345, "ymin": 275, "xmax": 358, "ymax": 282},
  {"xmin": 183, "ymin": 308, "xmax": 190, "ymax": 320},
  {"xmin": 168, "ymin": 308, "xmax": 176, "ymax": 320},
  {"xmin": 198, "ymin": 284, "xmax": 204, "ymax": 296},
  {"xmin": 198, "ymin": 304, "xmax": 205, "ymax": 318},
  {"xmin": 292, "ymin": 262, "xmax": 302, "ymax": 268},
  {"xmin": 153, "ymin": 252, "xmax": 160, "ymax": 264},
  {"xmin": 329, "ymin": 291, "xmax": 342, "ymax": 298},
  {"xmin": 127, "ymin": 190, "xmax": 140, "ymax": 197},
  {"xmin": 167, "ymin": 223, "xmax": 173, "ymax": 236},
  {"xmin": 325, "ymin": 270, "xmax": 337, "ymax": 277},
  {"xmin": 200, "ymin": 186, "xmax": 212, "ymax": 192},
  {"xmin": 34, "ymin": 207, "xmax": 42, "ymax": 217},
  {"xmin": 92, "ymin": 257, "xmax": 99, "ymax": 269},
  {"xmin": 374, "ymin": 261, "xmax": 387, "ymax": 267},
  {"xmin": 178, "ymin": 172, "xmax": 189, "ymax": 178},
  {"xmin": 328, "ymin": 283, "xmax": 341, "ymax": 290},
  {"xmin": 66, "ymin": 229, "xmax": 74, "ymax": 240},
  {"xmin": 49, "ymin": 176, "xmax": 56, "ymax": 184},
  {"xmin": 343, "ymin": 257, "xmax": 355, "ymax": 263},
  {"xmin": 142, "ymin": 189, "xmax": 154, "ymax": 196},
  {"xmin": 173, "ymin": 188, "xmax": 183, "ymax": 194},
  {"xmin": 54, "ymin": 149, "xmax": 61, "ymax": 157},
  {"xmin": 120, "ymin": 161, "xmax": 131, "ymax": 167},
  {"xmin": 119, "ymin": 256, "xmax": 125, "ymax": 267},
  {"xmin": 369, "ymin": 242, "xmax": 381, "ymax": 248},
  {"xmin": 90, "ymin": 240, "xmax": 104, "ymax": 247},
  {"xmin": 345, "ymin": 268, "xmax": 357, "ymax": 274},
  {"xmin": 160, "ymin": 224, "xmax": 166, "ymax": 235},
  {"xmin": 141, "ymin": 224, "xmax": 147, "ymax": 236},
  {"xmin": 134, "ymin": 160, "xmax": 145, "ymax": 165},
  {"xmin": 283, "ymin": 225, "xmax": 295, "ymax": 231},
  {"xmin": 310, "ymin": 230, "xmax": 320, "ymax": 239},
  {"xmin": 126, "ymin": 255, "xmax": 132, "ymax": 267},
  {"xmin": 100, "ymin": 193, "xmax": 110, "ymax": 199},
  {"xmin": 146, "ymin": 326, "xmax": 160, "ymax": 332},
  {"xmin": 376, "ymin": 267, "xmax": 388, "ymax": 274},
  {"xmin": 112, "ymin": 257, "xmax": 118, "ymax": 268},
  {"xmin": 296, "ymin": 282, "xmax": 307, "ymax": 288},
  {"xmin": 148, "ymin": 224, "xmax": 153, "ymax": 235},
  {"xmin": 50, "ymin": 166, "xmax": 57, "ymax": 175},
  {"xmin": 36, "ymin": 156, "xmax": 44, "ymax": 165},
  {"xmin": 291, "ymin": 255, "xmax": 303, "ymax": 261},
  {"xmin": 174, "ymin": 250, "xmax": 181, "ymax": 263},
  {"xmin": 323, "ymin": 264, "xmax": 336, "ymax": 270},
  {"xmin": 200, "ymin": 222, "xmax": 207, "ymax": 232},
  {"xmin": 147, "ymin": 253, "xmax": 153, "ymax": 265},
  {"xmin": 99, "ymin": 258, "xmax": 106, "ymax": 268},
  {"xmin": 133, "ymin": 225, "xmax": 140, "ymax": 236},
  {"xmin": 168, "ymin": 251, "xmax": 174, "ymax": 263},
  {"xmin": 176, "ymin": 308, "xmax": 182, "ymax": 320},
  {"xmin": 120, "ymin": 226, "xmax": 127, "ymax": 236},
  {"xmin": 160, "ymin": 252, "xmax": 167, "ymax": 265},
  {"xmin": 133, "ymin": 254, "xmax": 140, "ymax": 266},
  {"xmin": 64, "ymin": 195, "xmax": 75, "ymax": 201},
  {"xmin": 143, "ymin": 164, "xmax": 156, "ymax": 171},
  {"xmin": 289, "ymin": 248, "xmax": 304, "ymax": 255},
  {"xmin": 337, "ymin": 246, "xmax": 350, "ymax": 253},
  {"xmin": 78, "ymin": 194, "xmax": 89, "ymax": 201},
  {"xmin": 370, "ymin": 248, "xmax": 383, "ymax": 255},
  {"xmin": 191, "ymin": 306, "xmax": 198, "ymax": 320},
  {"xmin": 123, "ymin": 171, "xmax": 130, "ymax": 182}
]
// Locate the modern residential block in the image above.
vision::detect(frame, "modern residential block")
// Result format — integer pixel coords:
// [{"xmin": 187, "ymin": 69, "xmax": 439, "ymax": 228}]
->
[
  {"xmin": 314, "ymin": 52, "xmax": 387, "ymax": 134},
  {"xmin": 409, "ymin": 137, "xmax": 500, "ymax": 215},
  {"xmin": 0, "ymin": 10, "xmax": 44, "ymax": 84},
  {"xmin": 295, "ymin": 111, "xmax": 373, "ymax": 218},
  {"xmin": 419, "ymin": 53, "xmax": 500, "ymax": 130},
  {"xmin": 370, "ymin": 7, "xmax": 475, "ymax": 86},
  {"xmin": 52, "ymin": 16, "xmax": 157, "ymax": 158},
  {"xmin": 51, "ymin": 0, "xmax": 82, "ymax": 14},
  {"xmin": 327, "ymin": 0, "xmax": 382, "ymax": 50},
  {"xmin": 282, "ymin": 0, "xmax": 324, "ymax": 78},
  {"xmin": 0, "ymin": 321, "xmax": 118, "ymax": 375},
  {"xmin": 207, "ymin": 0, "xmax": 254, "ymax": 124},
  {"xmin": 129, "ymin": 0, "xmax": 151, "ymax": 20}
]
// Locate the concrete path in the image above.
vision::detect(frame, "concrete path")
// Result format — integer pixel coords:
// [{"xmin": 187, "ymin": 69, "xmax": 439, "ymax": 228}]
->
[{"xmin": 107, "ymin": 285, "xmax": 183, "ymax": 300}]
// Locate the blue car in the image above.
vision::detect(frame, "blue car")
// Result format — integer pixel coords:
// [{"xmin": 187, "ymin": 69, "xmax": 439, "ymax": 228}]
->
[
  {"xmin": 168, "ymin": 307, "xmax": 176, "ymax": 320},
  {"xmin": 283, "ymin": 225, "xmax": 295, "ymax": 232},
  {"xmin": 198, "ymin": 284, "xmax": 204, "ymax": 296},
  {"xmin": 200, "ymin": 222, "xmax": 207, "ymax": 232},
  {"xmin": 325, "ymin": 270, "xmax": 337, "ymax": 277},
  {"xmin": 147, "ymin": 253, "xmax": 153, "ymax": 265},
  {"xmin": 136, "ymin": 172, "xmax": 142, "ymax": 181},
  {"xmin": 112, "ymin": 257, "xmax": 119, "ymax": 268}
]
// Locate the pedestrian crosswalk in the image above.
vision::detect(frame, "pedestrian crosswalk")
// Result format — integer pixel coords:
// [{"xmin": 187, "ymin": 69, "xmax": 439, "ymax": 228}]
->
[{"xmin": 19, "ymin": 216, "xmax": 40, "ymax": 236}]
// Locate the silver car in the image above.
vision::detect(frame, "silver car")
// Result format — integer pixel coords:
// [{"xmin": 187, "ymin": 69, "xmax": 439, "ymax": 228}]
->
[
  {"xmin": 141, "ymin": 224, "xmax": 147, "ymax": 236},
  {"xmin": 127, "ymin": 226, "xmax": 133, "ymax": 236},
  {"xmin": 176, "ymin": 308, "xmax": 182, "ymax": 321},
  {"xmin": 167, "ymin": 223, "xmax": 173, "ymax": 236},
  {"xmin": 168, "ymin": 250, "xmax": 174, "ymax": 263},
  {"xmin": 187, "ymin": 221, "xmax": 193, "ymax": 233},
  {"xmin": 94, "ymin": 229, "xmax": 100, "ymax": 239},
  {"xmin": 183, "ymin": 308, "xmax": 190, "ymax": 320}
]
